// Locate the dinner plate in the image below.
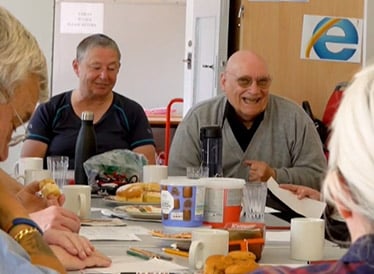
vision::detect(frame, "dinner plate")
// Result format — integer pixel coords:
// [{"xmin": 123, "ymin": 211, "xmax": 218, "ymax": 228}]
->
[
  {"xmin": 80, "ymin": 218, "xmax": 127, "ymax": 227},
  {"xmin": 150, "ymin": 230, "xmax": 192, "ymax": 242},
  {"xmin": 152, "ymin": 236, "xmax": 192, "ymax": 242},
  {"xmin": 103, "ymin": 196, "xmax": 160, "ymax": 206},
  {"xmin": 113, "ymin": 205, "xmax": 161, "ymax": 220}
]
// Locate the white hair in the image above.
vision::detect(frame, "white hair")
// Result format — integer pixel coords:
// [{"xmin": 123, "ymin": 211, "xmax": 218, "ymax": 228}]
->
[
  {"xmin": 0, "ymin": 6, "xmax": 48, "ymax": 103},
  {"xmin": 323, "ymin": 64, "xmax": 374, "ymax": 222}
]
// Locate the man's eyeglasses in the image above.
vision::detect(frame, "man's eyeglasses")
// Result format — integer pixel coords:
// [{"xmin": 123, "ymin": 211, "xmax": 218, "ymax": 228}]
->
[
  {"xmin": 225, "ymin": 71, "xmax": 272, "ymax": 89},
  {"xmin": 8, "ymin": 103, "xmax": 27, "ymax": 147}
]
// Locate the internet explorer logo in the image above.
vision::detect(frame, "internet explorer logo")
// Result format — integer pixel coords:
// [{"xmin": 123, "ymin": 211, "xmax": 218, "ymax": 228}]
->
[{"xmin": 301, "ymin": 15, "xmax": 362, "ymax": 63}]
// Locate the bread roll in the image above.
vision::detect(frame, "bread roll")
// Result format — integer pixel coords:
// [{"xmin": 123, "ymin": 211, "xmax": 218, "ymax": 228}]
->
[
  {"xmin": 115, "ymin": 182, "xmax": 161, "ymax": 203},
  {"xmin": 116, "ymin": 183, "xmax": 144, "ymax": 202},
  {"xmin": 143, "ymin": 191, "xmax": 161, "ymax": 203},
  {"xmin": 39, "ymin": 178, "xmax": 61, "ymax": 198},
  {"xmin": 144, "ymin": 182, "xmax": 161, "ymax": 192}
]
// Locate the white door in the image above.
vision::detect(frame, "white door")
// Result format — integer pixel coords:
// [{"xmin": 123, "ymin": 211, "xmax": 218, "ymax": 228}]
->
[{"xmin": 183, "ymin": 0, "xmax": 229, "ymax": 116}]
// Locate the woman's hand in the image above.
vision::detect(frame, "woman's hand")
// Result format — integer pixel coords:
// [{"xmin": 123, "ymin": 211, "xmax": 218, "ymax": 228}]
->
[
  {"xmin": 17, "ymin": 181, "xmax": 64, "ymax": 212},
  {"xmin": 50, "ymin": 244, "xmax": 111, "ymax": 271},
  {"xmin": 279, "ymin": 184, "xmax": 321, "ymax": 201},
  {"xmin": 30, "ymin": 205, "xmax": 81, "ymax": 232},
  {"xmin": 44, "ymin": 229, "xmax": 94, "ymax": 259}
]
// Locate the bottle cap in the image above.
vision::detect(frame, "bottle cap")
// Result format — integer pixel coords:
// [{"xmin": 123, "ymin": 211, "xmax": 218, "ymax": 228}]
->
[
  {"xmin": 200, "ymin": 126, "xmax": 222, "ymax": 139},
  {"xmin": 81, "ymin": 111, "xmax": 94, "ymax": 121}
]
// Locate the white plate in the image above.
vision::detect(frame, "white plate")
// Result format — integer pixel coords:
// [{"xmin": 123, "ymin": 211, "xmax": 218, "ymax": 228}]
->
[
  {"xmin": 103, "ymin": 196, "xmax": 160, "ymax": 206},
  {"xmin": 113, "ymin": 205, "xmax": 161, "ymax": 220},
  {"xmin": 81, "ymin": 218, "xmax": 127, "ymax": 227},
  {"xmin": 152, "ymin": 236, "xmax": 192, "ymax": 242},
  {"xmin": 151, "ymin": 231, "xmax": 192, "ymax": 242}
]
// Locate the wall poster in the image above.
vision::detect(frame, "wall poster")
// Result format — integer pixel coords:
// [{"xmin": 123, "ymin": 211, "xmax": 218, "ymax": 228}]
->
[{"xmin": 300, "ymin": 14, "xmax": 363, "ymax": 63}]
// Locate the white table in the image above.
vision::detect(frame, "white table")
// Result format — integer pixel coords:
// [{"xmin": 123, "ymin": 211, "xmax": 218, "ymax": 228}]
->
[{"xmin": 69, "ymin": 197, "xmax": 348, "ymax": 273}]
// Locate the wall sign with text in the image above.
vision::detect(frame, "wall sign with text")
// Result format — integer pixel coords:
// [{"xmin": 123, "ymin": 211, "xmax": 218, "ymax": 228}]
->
[{"xmin": 300, "ymin": 15, "xmax": 363, "ymax": 63}]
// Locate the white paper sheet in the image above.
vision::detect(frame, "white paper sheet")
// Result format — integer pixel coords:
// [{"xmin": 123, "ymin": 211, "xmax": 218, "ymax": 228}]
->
[
  {"xmin": 80, "ymin": 227, "xmax": 141, "ymax": 241},
  {"xmin": 267, "ymin": 177, "xmax": 326, "ymax": 218},
  {"xmin": 265, "ymin": 206, "xmax": 280, "ymax": 213},
  {"xmin": 121, "ymin": 225, "xmax": 151, "ymax": 235},
  {"xmin": 83, "ymin": 256, "xmax": 189, "ymax": 273},
  {"xmin": 60, "ymin": 2, "xmax": 104, "ymax": 34}
]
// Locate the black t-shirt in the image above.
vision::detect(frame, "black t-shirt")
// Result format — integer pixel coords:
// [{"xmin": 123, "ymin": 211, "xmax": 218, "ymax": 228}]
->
[{"xmin": 27, "ymin": 91, "xmax": 155, "ymax": 169}]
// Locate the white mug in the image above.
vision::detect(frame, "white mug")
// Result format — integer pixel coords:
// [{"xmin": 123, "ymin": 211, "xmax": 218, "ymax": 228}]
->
[
  {"xmin": 24, "ymin": 169, "xmax": 52, "ymax": 185},
  {"xmin": 188, "ymin": 228, "xmax": 229, "ymax": 269},
  {"xmin": 142, "ymin": 164, "xmax": 168, "ymax": 183},
  {"xmin": 14, "ymin": 157, "xmax": 43, "ymax": 183},
  {"xmin": 62, "ymin": 185, "xmax": 91, "ymax": 218},
  {"xmin": 290, "ymin": 217, "xmax": 325, "ymax": 261}
]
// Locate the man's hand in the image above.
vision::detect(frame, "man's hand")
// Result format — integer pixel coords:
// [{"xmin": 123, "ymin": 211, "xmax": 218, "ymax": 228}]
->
[{"xmin": 244, "ymin": 160, "xmax": 275, "ymax": 182}]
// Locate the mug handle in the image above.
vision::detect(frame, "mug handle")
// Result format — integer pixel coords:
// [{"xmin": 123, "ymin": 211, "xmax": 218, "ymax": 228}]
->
[
  {"xmin": 13, "ymin": 161, "xmax": 25, "ymax": 184},
  {"xmin": 14, "ymin": 160, "xmax": 20, "ymax": 176},
  {"xmin": 188, "ymin": 240, "xmax": 204, "ymax": 269},
  {"xmin": 78, "ymin": 193, "xmax": 88, "ymax": 218}
]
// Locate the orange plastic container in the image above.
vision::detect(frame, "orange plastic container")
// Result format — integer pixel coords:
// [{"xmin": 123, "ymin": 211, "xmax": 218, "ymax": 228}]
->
[
  {"xmin": 225, "ymin": 222, "xmax": 265, "ymax": 261},
  {"xmin": 201, "ymin": 178, "xmax": 245, "ymax": 228}
]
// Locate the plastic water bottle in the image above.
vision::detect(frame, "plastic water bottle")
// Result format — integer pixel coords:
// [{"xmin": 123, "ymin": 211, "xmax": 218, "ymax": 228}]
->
[
  {"xmin": 74, "ymin": 111, "xmax": 97, "ymax": 185},
  {"xmin": 200, "ymin": 126, "xmax": 223, "ymax": 177}
]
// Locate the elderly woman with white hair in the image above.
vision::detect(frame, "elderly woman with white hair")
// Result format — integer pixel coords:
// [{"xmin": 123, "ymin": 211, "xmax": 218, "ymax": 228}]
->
[
  {"xmin": 251, "ymin": 65, "xmax": 374, "ymax": 273},
  {"xmin": 0, "ymin": 6, "xmax": 111, "ymax": 273}
]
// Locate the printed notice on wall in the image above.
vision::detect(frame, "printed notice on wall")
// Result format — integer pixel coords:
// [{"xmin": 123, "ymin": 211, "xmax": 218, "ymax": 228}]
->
[
  {"xmin": 300, "ymin": 15, "xmax": 363, "ymax": 63},
  {"xmin": 60, "ymin": 2, "xmax": 104, "ymax": 34}
]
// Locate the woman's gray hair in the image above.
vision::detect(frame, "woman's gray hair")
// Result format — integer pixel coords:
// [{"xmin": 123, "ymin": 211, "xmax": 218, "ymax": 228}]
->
[
  {"xmin": 76, "ymin": 33, "xmax": 121, "ymax": 63},
  {"xmin": 323, "ymin": 64, "xmax": 374, "ymax": 221},
  {"xmin": 0, "ymin": 6, "xmax": 48, "ymax": 103}
]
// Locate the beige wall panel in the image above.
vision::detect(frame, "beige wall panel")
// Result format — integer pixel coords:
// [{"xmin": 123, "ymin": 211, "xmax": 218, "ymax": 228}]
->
[{"xmin": 240, "ymin": 0, "xmax": 363, "ymax": 118}]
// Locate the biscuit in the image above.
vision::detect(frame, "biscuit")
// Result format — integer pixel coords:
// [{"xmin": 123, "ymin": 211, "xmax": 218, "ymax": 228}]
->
[
  {"xmin": 171, "ymin": 187, "xmax": 180, "ymax": 196},
  {"xmin": 227, "ymin": 250, "xmax": 257, "ymax": 262},
  {"xmin": 204, "ymin": 251, "xmax": 259, "ymax": 274},
  {"xmin": 183, "ymin": 209, "xmax": 191, "ymax": 221},
  {"xmin": 174, "ymin": 198, "xmax": 180, "ymax": 209},
  {"xmin": 225, "ymin": 262, "xmax": 259, "ymax": 274},
  {"xmin": 183, "ymin": 186, "xmax": 193, "ymax": 198},
  {"xmin": 204, "ymin": 255, "xmax": 226, "ymax": 274},
  {"xmin": 183, "ymin": 199, "xmax": 192, "ymax": 208}
]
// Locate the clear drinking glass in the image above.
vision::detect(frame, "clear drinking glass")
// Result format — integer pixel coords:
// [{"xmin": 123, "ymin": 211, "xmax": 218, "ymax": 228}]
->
[
  {"xmin": 186, "ymin": 166, "xmax": 209, "ymax": 179},
  {"xmin": 242, "ymin": 182, "xmax": 267, "ymax": 222},
  {"xmin": 47, "ymin": 156, "xmax": 69, "ymax": 189}
]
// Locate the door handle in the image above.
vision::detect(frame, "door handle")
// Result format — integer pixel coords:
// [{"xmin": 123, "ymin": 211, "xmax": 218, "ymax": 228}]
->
[
  {"xmin": 182, "ymin": 52, "xmax": 192, "ymax": 70},
  {"xmin": 202, "ymin": 64, "xmax": 214, "ymax": 69}
]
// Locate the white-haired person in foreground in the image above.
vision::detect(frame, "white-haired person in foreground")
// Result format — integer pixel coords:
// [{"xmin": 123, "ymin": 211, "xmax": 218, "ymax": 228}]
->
[
  {"xmin": 0, "ymin": 5, "xmax": 110, "ymax": 273},
  {"xmin": 251, "ymin": 65, "xmax": 374, "ymax": 273}
]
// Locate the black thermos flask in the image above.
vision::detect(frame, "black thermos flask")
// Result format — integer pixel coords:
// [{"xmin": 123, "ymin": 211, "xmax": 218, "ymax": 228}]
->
[
  {"xmin": 200, "ymin": 126, "xmax": 223, "ymax": 177},
  {"xmin": 74, "ymin": 111, "xmax": 97, "ymax": 185}
]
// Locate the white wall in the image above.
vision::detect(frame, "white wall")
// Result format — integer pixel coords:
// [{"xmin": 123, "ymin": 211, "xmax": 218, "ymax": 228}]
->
[
  {"xmin": 52, "ymin": 0, "xmax": 186, "ymax": 111},
  {"xmin": 0, "ymin": 0, "xmax": 186, "ymax": 174}
]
